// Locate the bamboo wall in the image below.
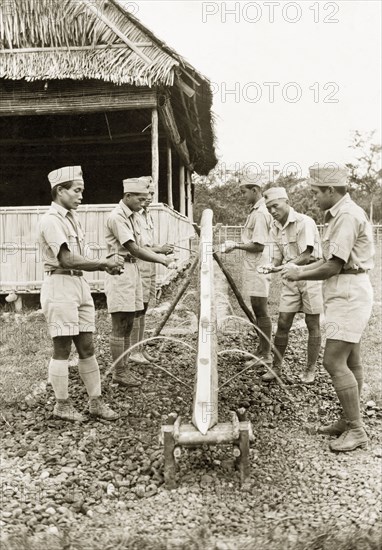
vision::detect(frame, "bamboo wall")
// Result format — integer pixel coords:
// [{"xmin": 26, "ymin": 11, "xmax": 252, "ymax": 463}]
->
[{"xmin": 0, "ymin": 203, "xmax": 194, "ymax": 294}]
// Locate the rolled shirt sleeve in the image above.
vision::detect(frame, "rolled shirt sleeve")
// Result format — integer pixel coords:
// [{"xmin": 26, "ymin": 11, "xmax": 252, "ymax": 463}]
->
[
  {"xmin": 251, "ymin": 212, "xmax": 270, "ymax": 245},
  {"xmin": 40, "ymin": 216, "xmax": 72, "ymax": 258},
  {"xmin": 324, "ymin": 213, "xmax": 358, "ymax": 262},
  {"xmin": 297, "ymin": 216, "xmax": 317, "ymax": 253},
  {"xmin": 108, "ymin": 214, "xmax": 135, "ymax": 247}
]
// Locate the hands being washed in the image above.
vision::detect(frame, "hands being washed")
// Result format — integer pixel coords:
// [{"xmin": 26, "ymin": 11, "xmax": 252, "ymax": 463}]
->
[{"xmin": 220, "ymin": 240, "xmax": 237, "ymax": 253}]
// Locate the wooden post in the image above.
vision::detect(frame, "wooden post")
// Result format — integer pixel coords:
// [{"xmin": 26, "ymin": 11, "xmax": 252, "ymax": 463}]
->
[
  {"xmin": 186, "ymin": 169, "xmax": 193, "ymax": 222},
  {"xmin": 151, "ymin": 108, "xmax": 159, "ymax": 203},
  {"xmin": 163, "ymin": 412, "xmax": 178, "ymax": 489},
  {"xmin": 179, "ymin": 164, "xmax": 186, "ymax": 216},
  {"xmin": 238, "ymin": 428, "xmax": 250, "ymax": 483},
  {"xmin": 14, "ymin": 295, "xmax": 23, "ymax": 313},
  {"xmin": 167, "ymin": 141, "xmax": 173, "ymax": 209},
  {"xmin": 236, "ymin": 408, "xmax": 250, "ymax": 484},
  {"xmin": 192, "ymin": 209, "xmax": 218, "ymax": 435}
]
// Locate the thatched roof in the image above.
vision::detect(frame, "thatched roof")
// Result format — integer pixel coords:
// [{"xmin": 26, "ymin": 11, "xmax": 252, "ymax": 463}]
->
[{"xmin": 0, "ymin": 0, "xmax": 217, "ymax": 173}]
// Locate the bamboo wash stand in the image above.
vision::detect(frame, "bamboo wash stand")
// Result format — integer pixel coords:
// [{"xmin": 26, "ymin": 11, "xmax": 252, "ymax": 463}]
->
[{"xmin": 159, "ymin": 209, "xmax": 254, "ymax": 488}]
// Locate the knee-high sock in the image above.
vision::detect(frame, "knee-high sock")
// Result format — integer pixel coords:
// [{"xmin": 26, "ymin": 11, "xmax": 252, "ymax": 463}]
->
[
  {"xmin": 256, "ymin": 316, "xmax": 272, "ymax": 355},
  {"xmin": 130, "ymin": 317, "xmax": 141, "ymax": 353},
  {"xmin": 307, "ymin": 335, "xmax": 322, "ymax": 368},
  {"xmin": 331, "ymin": 372, "xmax": 362, "ymax": 429},
  {"xmin": 110, "ymin": 335, "xmax": 125, "ymax": 375},
  {"xmin": 273, "ymin": 335, "xmax": 289, "ymax": 367},
  {"xmin": 348, "ymin": 363, "xmax": 363, "ymax": 400},
  {"xmin": 49, "ymin": 359, "xmax": 69, "ymax": 400},
  {"xmin": 139, "ymin": 315, "xmax": 145, "ymax": 343},
  {"xmin": 78, "ymin": 356, "xmax": 101, "ymax": 398},
  {"xmin": 124, "ymin": 335, "xmax": 131, "ymax": 367}
]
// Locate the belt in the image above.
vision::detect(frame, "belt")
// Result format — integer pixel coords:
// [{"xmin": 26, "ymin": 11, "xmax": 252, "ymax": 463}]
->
[
  {"xmin": 46, "ymin": 269, "xmax": 83, "ymax": 277},
  {"xmin": 340, "ymin": 268, "xmax": 368, "ymax": 275},
  {"xmin": 124, "ymin": 256, "xmax": 137, "ymax": 263}
]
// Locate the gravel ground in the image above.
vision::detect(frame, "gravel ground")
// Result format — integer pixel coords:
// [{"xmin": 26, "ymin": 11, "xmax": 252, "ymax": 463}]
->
[{"xmin": 1, "ymin": 266, "xmax": 381, "ymax": 549}]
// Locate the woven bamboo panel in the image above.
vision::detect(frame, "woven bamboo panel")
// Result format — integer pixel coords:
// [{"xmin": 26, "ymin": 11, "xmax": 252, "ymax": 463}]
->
[{"xmin": 0, "ymin": 204, "xmax": 193, "ymax": 294}]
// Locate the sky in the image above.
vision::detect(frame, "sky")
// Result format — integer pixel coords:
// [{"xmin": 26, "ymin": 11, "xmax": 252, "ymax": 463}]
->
[{"xmin": 128, "ymin": 0, "xmax": 381, "ymax": 178}]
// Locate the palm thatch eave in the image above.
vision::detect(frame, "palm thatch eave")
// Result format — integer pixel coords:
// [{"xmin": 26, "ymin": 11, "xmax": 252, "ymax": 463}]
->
[
  {"xmin": 0, "ymin": 0, "xmax": 179, "ymax": 86},
  {"xmin": 0, "ymin": 0, "xmax": 218, "ymax": 174}
]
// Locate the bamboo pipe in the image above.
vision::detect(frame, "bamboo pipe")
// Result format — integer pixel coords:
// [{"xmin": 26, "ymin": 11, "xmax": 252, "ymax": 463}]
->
[{"xmin": 192, "ymin": 224, "xmax": 256, "ymax": 326}]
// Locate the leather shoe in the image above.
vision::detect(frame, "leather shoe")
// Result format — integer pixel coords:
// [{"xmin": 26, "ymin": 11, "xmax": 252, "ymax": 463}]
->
[
  {"xmin": 112, "ymin": 371, "xmax": 141, "ymax": 387},
  {"xmin": 261, "ymin": 367, "xmax": 281, "ymax": 382},
  {"xmin": 89, "ymin": 398, "xmax": 119, "ymax": 421},
  {"xmin": 300, "ymin": 366, "xmax": 316, "ymax": 384},
  {"xmin": 329, "ymin": 427, "xmax": 368, "ymax": 452},
  {"xmin": 129, "ymin": 352, "xmax": 150, "ymax": 364},
  {"xmin": 317, "ymin": 418, "xmax": 347, "ymax": 436},
  {"xmin": 53, "ymin": 400, "xmax": 84, "ymax": 422}
]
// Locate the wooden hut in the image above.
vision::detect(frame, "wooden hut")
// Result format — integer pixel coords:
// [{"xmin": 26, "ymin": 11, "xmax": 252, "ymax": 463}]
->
[{"xmin": 0, "ymin": 0, "xmax": 217, "ymax": 295}]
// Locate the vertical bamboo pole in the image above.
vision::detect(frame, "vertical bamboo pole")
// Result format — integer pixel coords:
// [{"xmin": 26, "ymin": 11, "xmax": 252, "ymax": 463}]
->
[
  {"xmin": 186, "ymin": 169, "xmax": 194, "ymax": 222},
  {"xmin": 192, "ymin": 209, "xmax": 218, "ymax": 434},
  {"xmin": 167, "ymin": 141, "xmax": 173, "ymax": 209},
  {"xmin": 179, "ymin": 164, "xmax": 186, "ymax": 216},
  {"xmin": 151, "ymin": 108, "xmax": 159, "ymax": 203}
]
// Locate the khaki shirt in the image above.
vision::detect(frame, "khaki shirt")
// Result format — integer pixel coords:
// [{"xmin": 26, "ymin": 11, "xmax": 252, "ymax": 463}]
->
[
  {"xmin": 242, "ymin": 197, "xmax": 272, "ymax": 258},
  {"xmin": 39, "ymin": 202, "xmax": 84, "ymax": 271},
  {"xmin": 270, "ymin": 207, "xmax": 322, "ymax": 264},
  {"xmin": 105, "ymin": 200, "xmax": 138, "ymax": 258},
  {"xmin": 135, "ymin": 208, "xmax": 155, "ymax": 248},
  {"xmin": 323, "ymin": 193, "xmax": 374, "ymax": 270}
]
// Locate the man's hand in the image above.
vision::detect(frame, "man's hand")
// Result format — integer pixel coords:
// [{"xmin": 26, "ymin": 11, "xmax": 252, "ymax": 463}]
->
[
  {"xmin": 159, "ymin": 243, "xmax": 174, "ymax": 255},
  {"xmin": 257, "ymin": 264, "xmax": 282, "ymax": 274},
  {"xmin": 221, "ymin": 240, "xmax": 237, "ymax": 253},
  {"xmin": 282, "ymin": 263, "xmax": 301, "ymax": 281},
  {"xmin": 164, "ymin": 254, "xmax": 178, "ymax": 269},
  {"xmin": 105, "ymin": 254, "xmax": 124, "ymax": 275}
]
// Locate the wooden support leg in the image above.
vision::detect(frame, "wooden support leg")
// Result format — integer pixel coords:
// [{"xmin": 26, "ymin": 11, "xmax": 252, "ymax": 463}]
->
[
  {"xmin": 236, "ymin": 408, "xmax": 250, "ymax": 484},
  {"xmin": 163, "ymin": 430, "xmax": 177, "ymax": 490},
  {"xmin": 238, "ymin": 427, "xmax": 250, "ymax": 484},
  {"xmin": 163, "ymin": 412, "xmax": 178, "ymax": 489},
  {"xmin": 14, "ymin": 295, "xmax": 23, "ymax": 313}
]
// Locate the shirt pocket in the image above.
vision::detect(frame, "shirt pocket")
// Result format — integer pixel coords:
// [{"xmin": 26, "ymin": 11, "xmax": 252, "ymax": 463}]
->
[{"xmin": 281, "ymin": 227, "xmax": 298, "ymax": 260}]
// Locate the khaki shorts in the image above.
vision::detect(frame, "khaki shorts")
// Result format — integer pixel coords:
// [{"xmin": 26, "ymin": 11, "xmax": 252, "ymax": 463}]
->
[
  {"xmin": 137, "ymin": 259, "xmax": 156, "ymax": 303},
  {"xmin": 41, "ymin": 274, "xmax": 95, "ymax": 338},
  {"xmin": 323, "ymin": 273, "xmax": 373, "ymax": 343},
  {"xmin": 242, "ymin": 256, "xmax": 271, "ymax": 300},
  {"xmin": 104, "ymin": 263, "xmax": 143, "ymax": 313},
  {"xmin": 280, "ymin": 279, "xmax": 323, "ymax": 314}
]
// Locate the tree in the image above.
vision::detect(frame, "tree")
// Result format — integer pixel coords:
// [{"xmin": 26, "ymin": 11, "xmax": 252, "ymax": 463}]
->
[
  {"xmin": 193, "ymin": 165, "xmax": 246, "ymax": 224},
  {"xmin": 347, "ymin": 130, "xmax": 382, "ymax": 223}
]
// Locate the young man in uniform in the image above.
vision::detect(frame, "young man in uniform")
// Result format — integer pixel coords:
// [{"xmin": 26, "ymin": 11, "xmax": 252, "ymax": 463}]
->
[
  {"xmin": 39, "ymin": 166, "xmax": 123, "ymax": 422},
  {"xmin": 104, "ymin": 176, "xmax": 176, "ymax": 386},
  {"xmin": 129, "ymin": 180, "xmax": 174, "ymax": 364},
  {"xmin": 262, "ymin": 186, "xmax": 323, "ymax": 384},
  {"xmin": 223, "ymin": 174, "xmax": 273, "ymax": 364},
  {"xmin": 283, "ymin": 164, "xmax": 374, "ymax": 452}
]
